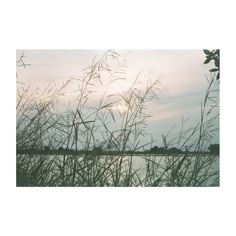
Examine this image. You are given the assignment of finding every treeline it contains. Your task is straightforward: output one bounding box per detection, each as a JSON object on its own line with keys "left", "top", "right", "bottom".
{"left": 148, "top": 144, "right": 219, "bottom": 155}
{"left": 17, "top": 144, "right": 219, "bottom": 155}
{"left": 148, "top": 146, "right": 199, "bottom": 154}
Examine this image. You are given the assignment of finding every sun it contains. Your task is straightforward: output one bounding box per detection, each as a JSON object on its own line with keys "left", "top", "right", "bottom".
{"left": 111, "top": 103, "right": 129, "bottom": 114}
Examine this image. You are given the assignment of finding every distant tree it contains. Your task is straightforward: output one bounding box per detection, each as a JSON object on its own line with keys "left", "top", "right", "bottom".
{"left": 158, "top": 147, "right": 167, "bottom": 153}
{"left": 150, "top": 146, "right": 158, "bottom": 153}
{"left": 203, "top": 49, "right": 220, "bottom": 80}
{"left": 58, "top": 147, "right": 64, "bottom": 152}
{"left": 169, "top": 147, "right": 181, "bottom": 154}
{"left": 44, "top": 145, "right": 50, "bottom": 151}
{"left": 93, "top": 146, "right": 103, "bottom": 153}
{"left": 208, "top": 144, "right": 219, "bottom": 155}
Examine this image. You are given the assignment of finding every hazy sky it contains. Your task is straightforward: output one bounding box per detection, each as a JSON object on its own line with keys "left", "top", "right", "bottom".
{"left": 16, "top": 50, "right": 219, "bottom": 148}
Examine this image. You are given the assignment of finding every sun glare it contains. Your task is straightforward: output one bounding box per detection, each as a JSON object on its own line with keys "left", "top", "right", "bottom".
{"left": 112, "top": 103, "right": 129, "bottom": 114}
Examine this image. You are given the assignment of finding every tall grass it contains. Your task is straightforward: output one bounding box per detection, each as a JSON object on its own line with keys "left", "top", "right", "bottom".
{"left": 16, "top": 50, "right": 219, "bottom": 187}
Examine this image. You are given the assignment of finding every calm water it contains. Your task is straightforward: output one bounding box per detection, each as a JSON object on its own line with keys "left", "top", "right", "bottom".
{"left": 130, "top": 155, "right": 219, "bottom": 184}
{"left": 18, "top": 154, "right": 219, "bottom": 186}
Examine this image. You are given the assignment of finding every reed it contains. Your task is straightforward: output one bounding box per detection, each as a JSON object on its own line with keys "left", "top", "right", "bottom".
{"left": 16, "top": 50, "right": 219, "bottom": 187}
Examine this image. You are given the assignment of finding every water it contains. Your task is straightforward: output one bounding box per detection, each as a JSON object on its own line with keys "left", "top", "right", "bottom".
{"left": 17, "top": 154, "right": 220, "bottom": 186}
{"left": 119, "top": 155, "right": 219, "bottom": 184}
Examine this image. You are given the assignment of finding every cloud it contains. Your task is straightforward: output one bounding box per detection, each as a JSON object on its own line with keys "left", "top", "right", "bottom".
{"left": 16, "top": 50, "right": 219, "bottom": 146}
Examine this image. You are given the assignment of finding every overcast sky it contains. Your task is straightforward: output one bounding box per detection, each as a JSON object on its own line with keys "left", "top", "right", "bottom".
{"left": 16, "top": 50, "right": 219, "bottom": 149}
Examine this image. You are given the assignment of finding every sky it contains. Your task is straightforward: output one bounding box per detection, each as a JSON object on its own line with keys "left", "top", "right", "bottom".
{"left": 16, "top": 49, "right": 219, "bottom": 149}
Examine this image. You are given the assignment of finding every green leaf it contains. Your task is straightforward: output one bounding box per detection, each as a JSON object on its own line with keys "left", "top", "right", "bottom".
{"left": 214, "top": 50, "right": 220, "bottom": 56}
{"left": 204, "top": 57, "right": 211, "bottom": 64}
{"left": 215, "top": 59, "right": 219, "bottom": 67}
{"left": 210, "top": 68, "right": 219, "bottom": 72}
{"left": 203, "top": 49, "right": 212, "bottom": 56}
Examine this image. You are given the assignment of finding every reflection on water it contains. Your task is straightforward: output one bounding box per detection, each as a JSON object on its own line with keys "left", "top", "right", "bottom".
{"left": 18, "top": 154, "right": 219, "bottom": 187}
{"left": 130, "top": 155, "right": 219, "bottom": 171}
{"left": 128, "top": 155, "right": 219, "bottom": 186}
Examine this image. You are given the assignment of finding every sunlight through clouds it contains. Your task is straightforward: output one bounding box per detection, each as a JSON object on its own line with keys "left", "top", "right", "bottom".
{"left": 16, "top": 49, "right": 218, "bottom": 145}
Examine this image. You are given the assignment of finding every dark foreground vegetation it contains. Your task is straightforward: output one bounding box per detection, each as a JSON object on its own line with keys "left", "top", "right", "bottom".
{"left": 16, "top": 50, "right": 220, "bottom": 187}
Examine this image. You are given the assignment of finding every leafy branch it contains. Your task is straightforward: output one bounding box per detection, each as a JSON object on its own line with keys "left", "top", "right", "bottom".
{"left": 203, "top": 49, "right": 220, "bottom": 80}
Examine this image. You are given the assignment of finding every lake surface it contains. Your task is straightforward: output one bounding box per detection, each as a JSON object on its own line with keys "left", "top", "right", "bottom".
{"left": 17, "top": 154, "right": 219, "bottom": 186}
{"left": 129, "top": 155, "right": 219, "bottom": 185}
